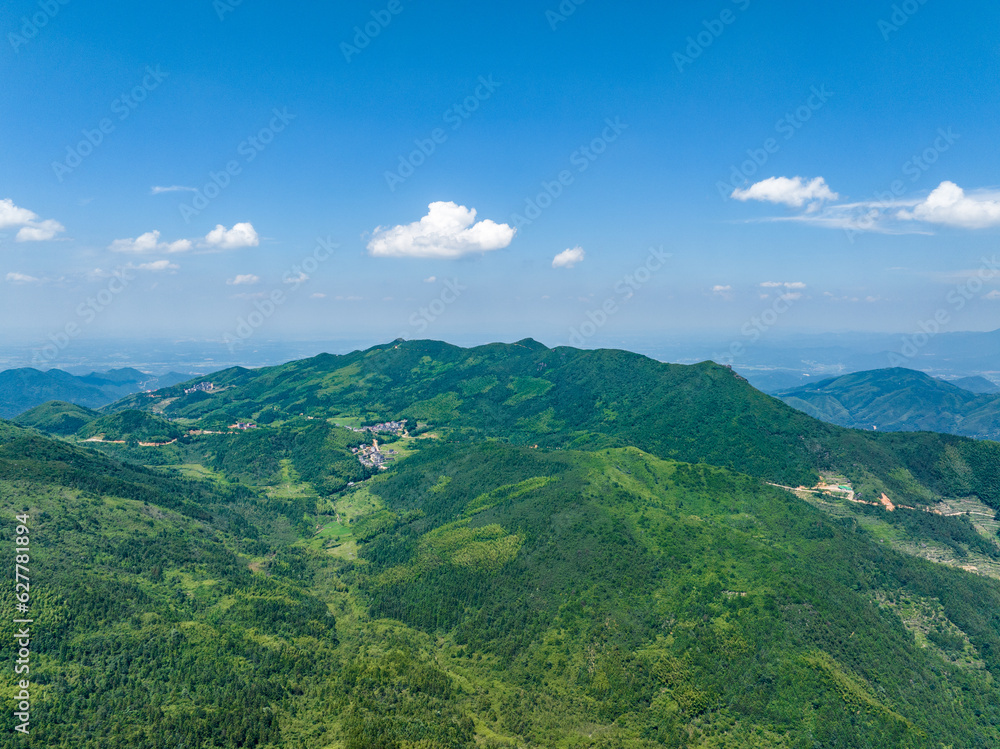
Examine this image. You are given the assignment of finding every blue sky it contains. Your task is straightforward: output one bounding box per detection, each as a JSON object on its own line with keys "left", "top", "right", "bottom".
{"left": 3, "top": 0, "right": 1000, "bottom": 362}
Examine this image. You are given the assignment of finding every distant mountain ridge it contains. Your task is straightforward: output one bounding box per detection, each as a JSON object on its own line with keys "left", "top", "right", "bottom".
{"left": 777, "top": 368, "right": 1000, "bottom": 440}
{"left": 0, "top": 367, "right": 201, "bottom": 419}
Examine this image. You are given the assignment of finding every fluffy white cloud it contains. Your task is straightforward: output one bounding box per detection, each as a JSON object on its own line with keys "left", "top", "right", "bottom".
{"left": 0, "top": 198, "right": 66, "bottom": 242}
{"left": 985, "top": 290, "right": 1000, "bottom": 301}
{"left": 732, "top": 177, "right": 839, "bottom": 209}
{"left": 367, "top": 201, "right": 515, "bottom": 259}
{"left": 712, "top": 285, "right": 732, "bottom": 293}
{"left": 552, "top": 246, "right": 585, "bottom": 269}
{"left": 898, "top": 181, "right": 1000, "bottom": 229}
{"left": 109, "top": 230, "right": 192, "bottom": 254}
{"left": 16, "top": 219, "right": 65, "bottom": 242}
{"left": 5, "top": 272, "right": 40, "bottom": 284}
{"left": 204, "top": 222, "right": 260, "bottom": 250}
{"left": 109, "top": 223, "right": 258, "bottom": 254}
{"left": 227, "top": 274, "right": 260, "bottom": 286}
{"left": 0, "top": 200, "right": 37, "bottom": 229}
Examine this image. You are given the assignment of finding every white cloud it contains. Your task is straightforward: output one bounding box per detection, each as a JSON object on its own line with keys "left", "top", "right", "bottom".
{"left": 129, "top": 260, "right": 179, "bottom": 273}
{"left": 735, "top": 180, "right": 1000, "bottom": 236}
{"left": 552, "top": 246, "right": 585, "bottom": 269}
{"left": 0, "top": 200, "right": 38, "bottom": 229}
{"left": 985, "top": 290, "right": 1000, "bottom": 301}
{"left": 109, "top": 230, "right": 192, "bottom": 254}
{"left": 109, "top": 223, "right": 258, "bottom": 255}
{"left": 203, "top": 222, "right": 260, "bottom": 250}
{"left": 712, "top": 285, "right": 732, "bottom": 293}
{"left": 227, "top": 274, "right": 260, "bottom": 286}
{"left": 5, "top": 272, "right": 40, "bottom": 284}
{"left": 731, "top": 177, "right": 839, "bottom": 209}
{"left": 311, "top": 292, "right": 327, "bottom": 299}
{"left": 367, "top": 201, "right": 515, "bottom": 259}
{"left": 151, "top": 185, "right": 198, "bottom": 194}
{"left": 0, "top": 198, "right": 66, "bottom": 242}
{"left": 424, "top": 276, "right": 437, "bottom": 283}
{"left": 898, "top": 181, "right": 1000, "bottom": 229}
{"left": 16, "top": 219, "right": 65, "bottom": 242}
{"left": 284, "top": 271, "right": 308, "bottom": 285}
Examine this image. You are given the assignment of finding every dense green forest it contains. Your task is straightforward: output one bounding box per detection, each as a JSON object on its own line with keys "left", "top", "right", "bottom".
{"left": 5, "top": 340, "right": 1000, "bottom": 747}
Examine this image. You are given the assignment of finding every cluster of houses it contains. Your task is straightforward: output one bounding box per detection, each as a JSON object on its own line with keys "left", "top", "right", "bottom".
{"left": 184, "top": 382, "right": 215, "bottom": 395}
{"left": 352, "top": 439, "right": 397, "bottom": 470}
{"left": 229, "top": 422, "right": 258, "bottom": 431}
{"left": 342, "top": 420, "right": 407, "bottom": 436}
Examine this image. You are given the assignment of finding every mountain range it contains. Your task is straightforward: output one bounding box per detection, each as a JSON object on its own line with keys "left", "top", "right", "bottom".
{"left": 5, "top": 339, "right": 1000, "bottom": 747}
{"left": 0, "top": 367, "right": 196, "bottom": 419}
{"left": 777, "top": 368, "right": 1000, "bottom": 440}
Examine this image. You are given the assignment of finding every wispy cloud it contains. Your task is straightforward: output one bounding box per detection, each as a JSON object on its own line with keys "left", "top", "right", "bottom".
{"left": 735, "top": 177, "right": 1000, "bottom": 235}
{"left": 151, "top": 185, "right": 198, "bottom": 195}
{"left": 5, "top": 272, "right": 41, "bottom": 284}
{"left": 129, "top": 260, "right": 179, "bottom": 273}
{"left": 227, "top": 274, "right": 261, "bottom": 286}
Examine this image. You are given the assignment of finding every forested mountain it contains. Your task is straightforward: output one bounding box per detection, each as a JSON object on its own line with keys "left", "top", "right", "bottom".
{"left": 5, "top": 340, "right": 1000, "bottom": 746}
{"left": 0, "top": 367, "right": 196, "bottom": 419}
{"left": 777, "top": 368, "right": 1000, "bottom": 440}
{"left": 14, "top": 401, "right": 99, "bottom": 435}
{"left": 952, "top": 375, "right": 1000, "bottom": 395}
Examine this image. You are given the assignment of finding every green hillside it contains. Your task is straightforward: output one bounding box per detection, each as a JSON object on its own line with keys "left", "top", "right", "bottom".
{"left": 7, "top": 341, "right": 1000, "bottom": 746}
{"left": 115, "top": 340, "right": 1000, "bottom": 509}
{"left": 777, "top": 368, "right": 1000, "bottom": 440}
{"left": 14, "top": 400, "right": 98, "bottom": 435}
{"left": 77, "top": 409, "right": 185, "bottom": 444}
